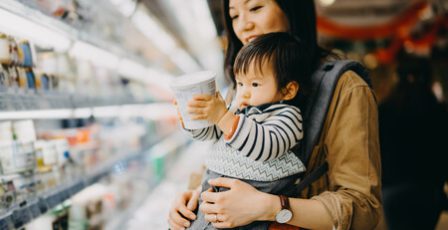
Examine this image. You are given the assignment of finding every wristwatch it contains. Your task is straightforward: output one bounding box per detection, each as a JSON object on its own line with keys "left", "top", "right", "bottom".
{"left": 275, "top": 195, "right": 293, "bottom": 224}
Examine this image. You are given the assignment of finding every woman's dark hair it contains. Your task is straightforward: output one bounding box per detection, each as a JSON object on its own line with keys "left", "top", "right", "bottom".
{"left": 222, "top": 0, "right": 329, "bottom": 89}
{"left": 234, "top": 32, "right": 312, "bottom": 108}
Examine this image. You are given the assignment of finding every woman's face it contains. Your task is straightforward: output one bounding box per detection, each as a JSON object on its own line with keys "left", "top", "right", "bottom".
{"left": 229, "top": 0, "right": 289, "bottom": 45}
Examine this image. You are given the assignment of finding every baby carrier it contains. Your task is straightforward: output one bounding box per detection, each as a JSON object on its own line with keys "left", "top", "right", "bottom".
{"left": 292, "top": 60, "right": 372, "bottom": 193}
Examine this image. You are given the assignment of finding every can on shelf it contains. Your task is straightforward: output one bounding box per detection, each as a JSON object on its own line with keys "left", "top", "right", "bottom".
{"left": 18, "top": 41, "right": 33, "bottom": 68}
{"left": 0, "top": 34, "right": 12, "bottom": 66}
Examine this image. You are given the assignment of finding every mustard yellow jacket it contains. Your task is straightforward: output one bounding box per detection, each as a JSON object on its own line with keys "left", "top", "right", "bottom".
{"left": 300, "top": 71, "right": 385, "bottom": 230}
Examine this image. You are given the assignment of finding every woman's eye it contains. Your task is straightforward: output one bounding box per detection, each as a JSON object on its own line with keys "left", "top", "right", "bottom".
{"left": 252, "top": 82, "right": 259, "bottom": 87}
{"left": 230, "top": 14, "right": 239, "bottom": 20}
{"left": 250, "top": 6, "right": 263, "bottom": 12}
{"left": 237, "top": 82, "right": 243, "bottom": 87}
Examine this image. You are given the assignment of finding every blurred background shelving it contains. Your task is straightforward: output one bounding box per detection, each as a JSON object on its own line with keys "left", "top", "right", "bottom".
{"left": 0, "top": 0, "right": 211, "bottom": 229}
{"left": 0, "top": 0, "right": 446, "bottom": 229}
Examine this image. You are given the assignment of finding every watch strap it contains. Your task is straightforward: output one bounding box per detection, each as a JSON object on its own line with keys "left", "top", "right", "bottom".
{"left": 279, "top": 195, "right": 290, "bottom": 210}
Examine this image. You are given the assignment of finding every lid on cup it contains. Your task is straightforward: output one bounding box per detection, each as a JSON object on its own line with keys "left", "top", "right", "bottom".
{"left": 171, "top": 71, "right": 216, "bottom": 90}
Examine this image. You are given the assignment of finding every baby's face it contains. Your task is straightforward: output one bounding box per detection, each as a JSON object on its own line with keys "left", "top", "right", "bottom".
{"left": 235, "top": 62, "right": 284, "bottom": 110}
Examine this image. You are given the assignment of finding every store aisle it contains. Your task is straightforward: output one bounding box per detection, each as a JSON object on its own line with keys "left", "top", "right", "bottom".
{"left": 125, "top": 140, "right": 211, "bottom": 230}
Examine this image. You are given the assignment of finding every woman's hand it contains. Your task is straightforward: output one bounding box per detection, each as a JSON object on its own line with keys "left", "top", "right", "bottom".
{"left": 187, "top": 92, "right": 227, "bottom": 124}
{"left": 200, "top": 178, "right": 278, "bottom": 228}
{"left": 168, "top": 189, "right": 200, "bottom": 230}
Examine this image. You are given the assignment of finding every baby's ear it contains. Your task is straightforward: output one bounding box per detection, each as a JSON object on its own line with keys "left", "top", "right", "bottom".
{"left": 282, "top": 81, "right": 299, "bottom": 101}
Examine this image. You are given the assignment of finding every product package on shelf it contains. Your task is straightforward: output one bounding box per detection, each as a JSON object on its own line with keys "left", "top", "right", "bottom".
{"left": 0, "top": 0, "right": 187, "bottom": 227}
{"left": 0, "top": 30, "right": 146, "bottom": 112}
{"left": 0, "top": 120, "right": 36, "bottom": 175}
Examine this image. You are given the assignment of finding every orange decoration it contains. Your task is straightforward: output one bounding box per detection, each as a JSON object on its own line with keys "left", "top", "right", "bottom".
{"left": 317, "top": 1, "right": 428, "bottom": 40}
{"left": 317, "top": 1, "right": 448, "bottom": 64}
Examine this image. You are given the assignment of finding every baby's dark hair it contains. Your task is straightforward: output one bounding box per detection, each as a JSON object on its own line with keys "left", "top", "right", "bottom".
{"left": 233, "top": 32, "right": 313, "bottom": 99}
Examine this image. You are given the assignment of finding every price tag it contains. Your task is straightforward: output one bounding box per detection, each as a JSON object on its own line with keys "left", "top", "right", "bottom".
{"left": 21, "top": 94, "right": 30, "bottom": 110}
{"left": 5, "top": 94, "right": 15, "bottom": 110}
{"left": 27, "top": 200, "right": 41, "bottom": 218}
{"left": 0, "top": 94, "right": 7, "bottom": 110}
{"left": 19, "top": 94, "right": 28, "bottom": 111}
{"left": 38, "top": 198, "right": 48, "bottom": 214}
{"left": 40, "top": 93, "right": 51, "bottom": 110}
{"left": 45, "top": 192, "right": 59, "bottom": 209}
{"left": 27, "top": 95, "right": 38, "bottom": 110}
{"left": 12, "top": 207, "right": 31, "bottom": 228}
{"left": 60, "top": 188, "right": 70, "bottom": 202}
{"left": 12, "top": 95, "right": 22, "bottom": 110}
{"left": 48, "top": 94, "right": 57, "bottom": 109}
{"left": 71, "top": 181, "right": 85, "bottom": 195}
{"left": 0, "top": 213, "right": 12, "bottom": 230}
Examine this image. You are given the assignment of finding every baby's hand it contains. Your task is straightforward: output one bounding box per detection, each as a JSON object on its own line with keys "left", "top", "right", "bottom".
{"left": 187, "top": 92, "right": 227, "bottom": 124}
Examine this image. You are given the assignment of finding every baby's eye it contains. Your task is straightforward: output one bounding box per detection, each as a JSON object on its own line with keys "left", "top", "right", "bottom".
{"left": 237, "top": 82, "right": 243, "bottom": 87}
{"left": 252, "top": 82, "right": 259, "bottom": 87}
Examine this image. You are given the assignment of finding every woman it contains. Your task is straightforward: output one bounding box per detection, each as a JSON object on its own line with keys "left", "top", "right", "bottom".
{"left": 168, "top": 0, "right": 383, "bottom": 229}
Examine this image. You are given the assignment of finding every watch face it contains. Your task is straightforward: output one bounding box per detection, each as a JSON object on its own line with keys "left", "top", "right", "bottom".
{"left": 276, "top": 209, "right": 293, "bottom": 224}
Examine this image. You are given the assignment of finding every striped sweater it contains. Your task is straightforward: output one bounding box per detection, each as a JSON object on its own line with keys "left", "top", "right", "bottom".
{"left": 187, "top": 102, "right": 306, "bottom": 181}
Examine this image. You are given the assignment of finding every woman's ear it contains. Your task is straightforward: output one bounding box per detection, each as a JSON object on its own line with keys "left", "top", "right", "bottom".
{"left": 282, "top": 81, "right": 299, "bottom": 100}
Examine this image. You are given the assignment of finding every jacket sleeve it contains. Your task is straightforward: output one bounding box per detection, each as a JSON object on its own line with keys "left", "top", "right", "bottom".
{"left": 225, "top": 106, "right": 303, "bottom": 161}
{"left": 310, "top": 72, "right": 383, "bottom": 230}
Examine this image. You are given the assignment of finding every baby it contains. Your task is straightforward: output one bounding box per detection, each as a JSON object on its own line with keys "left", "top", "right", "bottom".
{"left": 180, "top": 32, "right": 313, "bottom": 229}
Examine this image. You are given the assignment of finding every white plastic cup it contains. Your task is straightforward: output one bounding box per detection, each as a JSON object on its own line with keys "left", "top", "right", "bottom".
{"left": 171, "top": 71, "right": 216, "bottom": 129}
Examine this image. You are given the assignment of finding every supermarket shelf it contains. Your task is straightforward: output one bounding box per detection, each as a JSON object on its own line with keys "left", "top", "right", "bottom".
{"left": 0, "top": 103, "right": 175, "bottom": 121}
{"left": 106, "top": 132, "right": 193, "bottom": 230}
{"left": 0, "top": 0, "right": 170, "bottom": 86}
{"left": 0, "top": 160, "right": 124, "bottom": 229}
{"left": 0, "top": 131, "right": 189, "bottom": 229}
{"left": 125, "top": 141, "right": 210, "bottom": 230}
{"left": 0, "top": 0, "right": 123, "bottom": 59}
{"left": 0, "top": 90, "right": 149, "bottom": 111}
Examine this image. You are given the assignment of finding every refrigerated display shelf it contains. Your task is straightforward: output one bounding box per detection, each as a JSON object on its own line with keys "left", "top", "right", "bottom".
{"left": 0, "top": 166, "right": 118, "bottom": 229}
{"left": 0, "top": 91, "right": 147, "bottom": 112}
{"left": 0, "top": 0, "right": 165, "bottom": 88}
{"left": 0, "top": 102, "right": 175, "bottom": 121}
{"left": 0, "top": 131, "right": 189, "bottom": 229}
{"left": 0, "top": 180, "right": 85, "bottom": 229}
{"left": 0, "top": 0, "right": 127, "bottom": 62}
{"left": 105, "top": 135, "right": 193, "bottom": 230}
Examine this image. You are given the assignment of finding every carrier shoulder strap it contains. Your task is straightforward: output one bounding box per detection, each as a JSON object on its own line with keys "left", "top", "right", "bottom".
{"left": 293, "top": 60, "right": 371, "bottom": 193}
{"left": 299, "top": 60, "right": 371, "bottom": 164}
